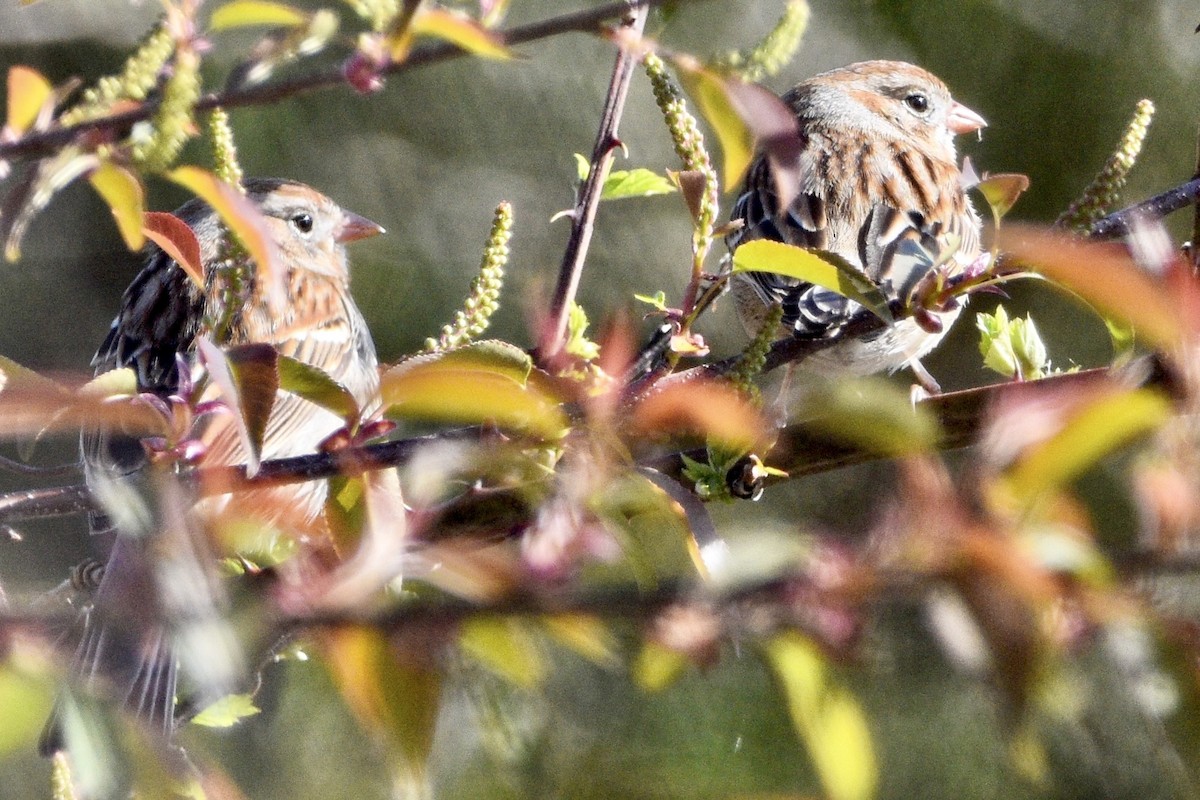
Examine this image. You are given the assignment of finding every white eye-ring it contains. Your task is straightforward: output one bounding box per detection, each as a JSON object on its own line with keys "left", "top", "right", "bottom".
{"left": 290, "top": 212, "right": 315, "bottom": 235}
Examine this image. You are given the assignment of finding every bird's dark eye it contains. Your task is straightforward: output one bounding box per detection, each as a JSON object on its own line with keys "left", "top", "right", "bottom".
{"left": 904, "top": 92, "right": 930, "bottom": 114}
{"left": 290, "top": 212, "right": 314, "bottom": 234}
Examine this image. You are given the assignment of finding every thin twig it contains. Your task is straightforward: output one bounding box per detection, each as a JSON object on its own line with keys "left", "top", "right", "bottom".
{"left": 0, "top": 0, "right": 677, "bottom": 163}
{"left": 543, "top": 2, "right": 649, "bottom": 357}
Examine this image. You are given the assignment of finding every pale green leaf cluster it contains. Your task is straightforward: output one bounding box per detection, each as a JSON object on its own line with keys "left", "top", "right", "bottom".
{"left": 977, "top": 306, "right": 1051, "bottom": 381}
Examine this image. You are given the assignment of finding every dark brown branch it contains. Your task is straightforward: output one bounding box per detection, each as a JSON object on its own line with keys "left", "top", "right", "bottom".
{"left": 543, "top": 3, "right": 649, "bottom": 356}
{"left": 1088, "top": 176, "right": 1200, "bottom": 240}
{"left": 0, "top": 0, "right": 676, "bottom": 163}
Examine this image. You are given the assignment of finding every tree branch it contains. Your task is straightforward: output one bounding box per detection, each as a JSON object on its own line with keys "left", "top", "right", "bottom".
{"left": 543, "top": 2, "right": 649, "bottom": 357}
{"left": 0, "top": 0, "right": 677, "bottom": 163}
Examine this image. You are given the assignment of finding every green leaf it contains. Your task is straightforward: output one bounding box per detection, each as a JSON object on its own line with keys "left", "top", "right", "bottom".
{"left": 406, "top": 8, "right": 513, "bottom": 60}
{"left": 673, "top": 62, "right": 750, "bottom": 192}
{"left": 632, "top": 640, "right": 690, "bottom": 692}
{"left": 209, "top": 0, "right": 308, "bottom": 31}
{"left": 382, "top": 344, "right": 564, "bottom": 438}
{"left": 277, "top": 355, "right": 360, "bottom": 425}
{"left": 765, "top": 631, "right": 877, "bottom": 800}
{"left": 975, "top": 173, "right": 1031, "bottom": 226}
{"left": 324, "top": 627, "right": 443, "bottom": 771}
{"left": 1004, "top": 387, "right": 1171, "bottom": 503}
{"left": 600, "top": 167, "right": 677, "bottom": 201}
{"left": 977, "top": 306, "right": 1049, "bottom": 380}
{"left": 459, "top": 618, "right": 546, "bottom": 687}
{"left": 0, "top": 662, "right": 53, "bottom": 755}
{"left": 190, "top": 693, "right": 261, "bottom": 727}
{"left": 796, "top": 377, "right": 939, "bottom": 456}
{"left": 540, "top": 614, "right": 620, "bottom": 667}
{"left": 732, "top": 239, "right": 892, "bottom": 323}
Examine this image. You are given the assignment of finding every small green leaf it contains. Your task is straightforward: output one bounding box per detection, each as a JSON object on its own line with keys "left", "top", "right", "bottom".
{"left": 459, "top": 618, "right": 545, "bottom": 687}
{"left": 634, "top": 291, "right": 669, "bottom": 312}
{"left": 209, "top": 0, "right": 308, "bottom": 31}
{"left": 633, "top": 640, "right": 690, "bottom": 692}
{"left": 277, "top": 355, "right": 360, "bottom": 425}
{"left": 975, "top": 173, "right": 1031, "bottom": 226}
{"left": 541, "top": 614, "right": 620, "bottom": 667}
{"left": 0, "top": 662, "right": 53, "bottom": 755}
{"left": 977, "top": 306, "right": 1050, "bottom": 380}
{"left": 765, "top": 631, "right": 877, "bottom": 800}
{"left": 190, "top": 693, "right": 261, "bottom": 727}
{"left": 732, "top": 239, "right": 892, "bottom": 323}
{"left": 406, "top": 8, "right": 513, "bottom": 60}
{"left": 600, "top": 167, "right": 677, "bottom": 201}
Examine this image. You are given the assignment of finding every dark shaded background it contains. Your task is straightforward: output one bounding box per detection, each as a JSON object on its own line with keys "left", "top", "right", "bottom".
{"left": 2, "top": 1, "right": 1198, "bottom": 798}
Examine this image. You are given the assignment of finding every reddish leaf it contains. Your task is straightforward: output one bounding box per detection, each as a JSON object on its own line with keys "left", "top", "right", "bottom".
{"left": 631, "top": 378, "right": 769, "bottom": 452}
{"left": 142, "top": 211, "right": 205, "bottom": 288}
{"left": 998, "top": 225, "right": 1184, "bottom": 351}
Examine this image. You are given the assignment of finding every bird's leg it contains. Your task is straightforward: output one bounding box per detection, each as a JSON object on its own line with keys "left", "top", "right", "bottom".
{"left": 908, "top": 358, "right": 942, "bottom": 399}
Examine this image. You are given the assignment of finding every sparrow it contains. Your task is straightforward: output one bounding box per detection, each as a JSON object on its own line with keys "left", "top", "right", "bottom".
{"left": 43, "top": 178, "right": 384, "bottom": 752}
{"left": 728, "top": 60, "right": 986, "bottom": 386}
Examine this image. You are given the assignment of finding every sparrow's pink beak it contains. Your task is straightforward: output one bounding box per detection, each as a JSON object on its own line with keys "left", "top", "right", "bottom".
{"left": 947, "top": 101, "right": 987, "bottom": 136}
{"left": 335, "top": 211, "right": 385, "bottom": 244}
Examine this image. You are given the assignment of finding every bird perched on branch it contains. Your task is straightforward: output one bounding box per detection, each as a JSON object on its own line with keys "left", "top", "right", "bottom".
{"left": 43, "top": 178, "right": 384, "bottom": 753}
{"left": 728, "top": 60, "right": 987, "bottom": 389}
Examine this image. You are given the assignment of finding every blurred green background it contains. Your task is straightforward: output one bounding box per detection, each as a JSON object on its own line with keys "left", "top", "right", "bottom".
{"left": 2, "top": 1, "right": 1198, "bottom": 798}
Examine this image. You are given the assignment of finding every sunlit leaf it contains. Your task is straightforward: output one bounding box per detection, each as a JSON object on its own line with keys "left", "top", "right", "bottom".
{"left": 5, "top": 65, "right": 52, "bottom": 135}
{"left": 672, "top": 60, "right": 750, "bottom": 192}
{"left": 142, "top": 211, "right": 205, "bottom": 288}
{"left": 324, "top": 627, "right": 442, "bottom": 770}
{"left": 1003, "top": 387, "right": 1170, "bottom": 503}
{"left": 732, "top": 239, "right": 892, "bottom": 323}
{"left": 459, "top": 618, "right": 545, "bottom": 687}
{"left": 975, "top": 173, "right": 1030, "bottom": 224}
{"left": 89, "top": 161, "right": 145, "bottom": 251}
{"left": 167, "top": 166, "right": 285, "bottom": 309}
{"left": 541, "top": 614, "right": 620, "bottom": 667}
{"left": 796, "top": 377, "right": 938, "bottom": 456}
{"left": 998, "top": 225, "right": 1183, "bottom": 351}
{"left": 198, "top": 340, "right": 279, "bottom": 476}
{"left": 190, "top": 693, "right": 261, "bottom": 727}
{"left": 765, "top": 631, "right": 877, "bottom": 800}
{"left": 633, "top": 640, "right": 690, "bottom": 692}
{"left": 209, "top": 0, "right": 308, "bottom": 31}
{"left": 601, "top": 167, "right": 677, "bottom": 200}
{"left": 409, "top": 8, "right": 513, "bottom": 60}
{"left": 381, "top": 348, "right": 565, "bottom": 439}
{"left": 0, "top": 661, "right": 54, "bottom": 755}
{"left": 631, "top": 378, "right": 769, "bottom": 452}
{"left": 277, "top": 355, "right": 360, "bottom": 425}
